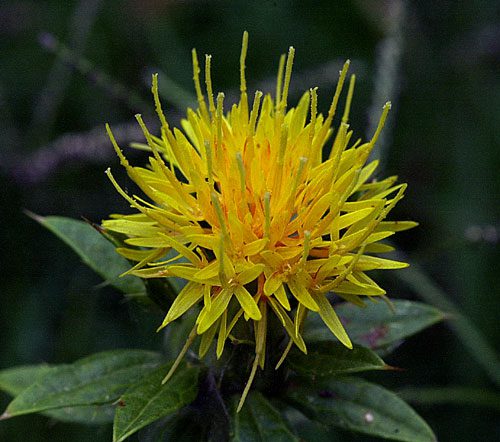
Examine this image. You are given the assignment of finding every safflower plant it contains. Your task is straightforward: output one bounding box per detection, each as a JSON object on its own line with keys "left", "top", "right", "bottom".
{"left": 0, "top": 33, "right": 442, "bottom": 441}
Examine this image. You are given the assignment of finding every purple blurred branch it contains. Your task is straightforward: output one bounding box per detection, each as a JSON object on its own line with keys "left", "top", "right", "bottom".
{"left": 366, "top": 0, "right": 406, "bottom": 168}
{"left": 40, "top": 32, "right": 150, "bottom": 112}
{"left": 2, "top": 119, "right": 160, "bottom": 185}
{"left": 30, "top": 0, "right": 103, "bottom": 142}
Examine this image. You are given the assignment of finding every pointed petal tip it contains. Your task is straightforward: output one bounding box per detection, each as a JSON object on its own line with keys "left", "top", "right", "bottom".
{"left": 0, "top": 411, "right": 11, "bottom": 421}
{"left": 155, "top": 322, "right": 168, "bottom": 333}
{"left": 23, "top": 209, "right": 43, "bottom": 223}
{"left": 384, "top": 364, "right": 405, "bottom": 372}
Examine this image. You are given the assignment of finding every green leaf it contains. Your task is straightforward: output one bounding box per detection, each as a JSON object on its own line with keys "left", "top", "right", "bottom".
{"left": 283, "top": 407, "right": 341, "bottom": 442}
{"left": 0, "top": 364, "right": 53, "bottom": 396}
{"left": 1, "top": 350, "right": 162, "bottom": 419}
{"left": 287, "top": 341, "right": 388, "bottom": 378}
{"left": 303, "top": 300, "right": 444, "bottom": 350}
{"left": 397, "top": 386, "right": 500, "bottom": 412}
{"left": 113, "top": 362, "right": 200, "bottom": 442}
{"left": 0, "top": 364, "right": 115, "bottom": 425}
{"left": 231, "top": 392, "right": 299, "bottom": 441}
{"left": 286, "top": 377, "right": 436, "bottom": 442}
{"left": 43, "top": 403, "right": 116, "bottom": 425}
{"left": 137, "top": 409, "right": 207, "bottom": 442}
{"left": 32, "top": 214, "right": 145, "bottom": 295}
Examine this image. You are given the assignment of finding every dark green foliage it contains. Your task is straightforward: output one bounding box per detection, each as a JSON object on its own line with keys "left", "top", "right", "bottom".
{"left": 0, "top": 229, "right": 444, "bottom": 441}
{"left": 286, "top": 377, "right": 436, "bottom": 442}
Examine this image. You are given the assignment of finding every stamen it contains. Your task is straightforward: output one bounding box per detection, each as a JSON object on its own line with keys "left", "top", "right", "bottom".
{"left": 326, "top": 60, "right": 350, "bottom": 123}
{"left": 275, "top": 54, "right": 286, "bottom": 110}
{"left": 280, "top": 46, "right": 295, "bottom": 113}
{"left": 291, "top": 157, "right": 308, "bottom": 196}
{"left": 204, "top": 140, "right": 214, "bottom": 186}
{"left": 277, "top": 123, "right": 288, "bottom": 166}
{"left": 216, "top": 92, "right": 225, "bottom": 149}
{"left": 275, "top": 339, "right": 294, "bottom": 370}
{"left": 263, "top": 191, "right": 271, "bottom": 239}
{"left": 237, "top": 302, "right": 267, "bottom": 412}
{"left": 308, "top": 87, "right": 318, "bottom": 147}
{"left": 162, "top": 325, "right": 197, "bottom": 384}
{"left": 205, "top": 55, "right": 216, "bottom": 117}
{"left": 371, "top": 101, "right": 391, "bottom": 145}
{"left": 240, "top": 31, "right": 248, "bottom": 95}
{"left": 240, "top": 31, "right": 249, "bottom": 121}
{"left": 151, "top": 73, "right": 169, "bottom": 129}
{"left": 105, "top": 168, "right": 143, "bottom": 212}
{"left": 192, "top": 48, "right": 209, "bottom": 121}
{"left": 105, "top": 124, "right": 131, "bottom": 169}
{"left": 342, "top": 74, "right": 356, "bottom": 124}
{"left": 211, "top": 191, "right": 229, "bottom": 240}
{"left": 301, "top": 230, "right": 311, "bottom": 263}
{"left": 249, "top": 90, "right": 263, "bottom": 135}
{"left": 321, "top": 244, "right": 367, "bottom": 293}
{"left": 136, "top": 114, "right": 174, "bottom": 175}
{"left": 235, "top": 152, "right": 247, "bottom": 196}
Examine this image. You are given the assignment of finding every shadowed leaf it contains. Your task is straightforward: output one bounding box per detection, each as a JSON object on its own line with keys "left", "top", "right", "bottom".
{"left": 231, "top": 392, "right": 299, "bottom": 441}
{"left": 0, "top": 364, "right": 115, "bottom": 425}
{"left": 113, "top": 362, "right": 200, "bottom": 442}
{"left": 1, "top": 350, "right": 162, "bottom": 419}
{"left": 304, "top": 300, "right": 444, "bottom": 351}
{"left": 31, "top": 214, "right": 145, "bottom": 294}
{"left": 286, "top": 377, "right": 436, "bottom": 442}
{"left": 287, "top": 342, "right": 387, "bottom": 378}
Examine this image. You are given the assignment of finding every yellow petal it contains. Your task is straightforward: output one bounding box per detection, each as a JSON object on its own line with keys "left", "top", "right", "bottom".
{"left": 116, "top": 247, "right": 165, "bottom": 262}
{"left": 216, "top": 311, "right": 228, "bottom": 359}
{"left": 273, "top": 283, "right": 291, "bottom": 310}
{"left": 197, "top": 288, "right": 233, "bottom": 333}
{"left": 194, "top": 260, "right": 219, "bottom": 280}
{"left": 337, "top": 207, "right": 375, "bottom": 230}
{"left": 287, "top": 277, "right": 319, "bottom": 312}
{"left": 312, "top": 292, "right": 352, "bottom": 348}
{"left": 268, "top": 298, "right": 306, "bottom": 353}
{"left": 375, "top": 221, "right": 419, "bottom": 232}
{"left": 263, "top": 272, "right": 283, "bottom": 296}
{"left": 158, "top": 282, "right": 203, "bottom": 330}
{"left": 242, "top": 238, "right": 268, "bottom": 256}
{"left": 356, "top": 255, "right": 409, "bottom": 271}
{"left": 237, "top": 264, "right": 265, "bottom": 285}
{"left": 335, "top": 280, "right": 386, "bottom": 296}
{"left": 234, "top": 285, "right": 261, "bottom": 320}
{"left": 198, "top": 319, "right": 219, "bottom": 358}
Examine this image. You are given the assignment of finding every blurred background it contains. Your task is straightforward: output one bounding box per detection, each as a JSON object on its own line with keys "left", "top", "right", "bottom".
{"left": 0, "top": 0, "right": 498, "bottom": 440}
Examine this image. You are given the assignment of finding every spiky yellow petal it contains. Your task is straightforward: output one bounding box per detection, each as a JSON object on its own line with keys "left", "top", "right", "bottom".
{"left": 103, "top": 33, "right": 415, "bottom": 411}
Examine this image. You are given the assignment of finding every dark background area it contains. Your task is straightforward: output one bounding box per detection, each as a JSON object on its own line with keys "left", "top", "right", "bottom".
{"left": 1, "top": 1, "right": 499, "bottom": 441}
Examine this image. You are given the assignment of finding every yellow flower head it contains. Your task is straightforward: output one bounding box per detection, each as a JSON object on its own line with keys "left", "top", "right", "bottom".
{"left": 103, "top": 32, "right": 415, "bottom": 410}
